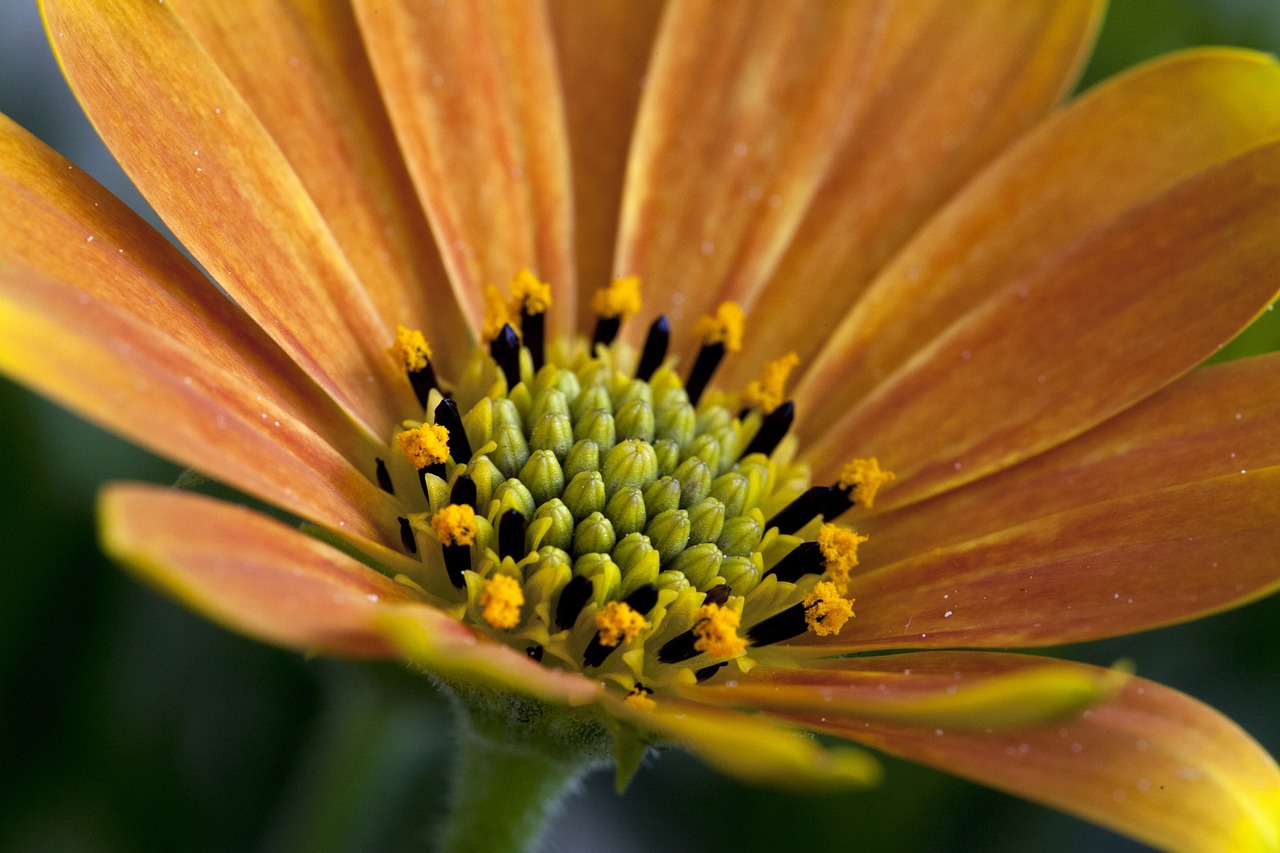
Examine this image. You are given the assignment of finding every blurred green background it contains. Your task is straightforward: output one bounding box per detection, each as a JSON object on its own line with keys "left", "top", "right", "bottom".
{"left": 2, "top": 2, "right": 1279, "bottom": 851}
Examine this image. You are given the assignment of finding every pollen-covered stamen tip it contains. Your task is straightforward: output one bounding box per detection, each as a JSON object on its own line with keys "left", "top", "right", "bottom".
{"left": 591, "top": 275, "right": 642, "bottom": 348}
{"left": 431, "top": 503, "right": 477, "bottom": 588}
{"left": 686, "top": 301, "right": 744, "bottom": 406}
{"left": 624, "top": 684, "right": 656, "bottom": 711}
{"left": 584, "top": 600, "right": 647, "bottom": 667}
{"left": 479, "top": 573, "right": 524, "bottom": 630}
{"left": 817, "top": 523, "right": 868, "bottom": 595}
{"left": 820, "top": 456, "right": 896, "bottom": 520}
{"left": 389, "top": 325, "right": 437, "bottom": 409}
{"left": 746, "top": 580, "right": 855, "bottom": 647}
{"left": 657, "top": 600, "right": 745, "bottom": 664}
{"left": 510, "top": 269, "right": 551, "bottom": 370}
{"left": 397, "top": 423, "right": 451, "bottom": 495}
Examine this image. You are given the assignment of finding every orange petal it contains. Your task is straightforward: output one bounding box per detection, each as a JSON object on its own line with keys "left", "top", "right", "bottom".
{"left": 353, "top": 0, "right": 577, "bottom": 335}
{"left": 546, "top": 0, "right": 663, "bottom": 330}
{"left": 783, "top": 653, "right": 1280, "bottom": 853}
{"left": 808, "top": 139, "right": 1280, "bottom": 507}
{"left": 805, "top": 468, "right": 1280, "bottom": 653}
{"left": 100, "top": 483, "right": 425, "bottom": 658}
{"left": 43, "top": 0, "right": 415, "bottom": 435}
{"left": 614, "top": 0, "right": 890, "bottom": 342}
{"left": 0, "top": 111, "right": 372, "bottom": 461}
{"left": 605, "top": 695, "right": 881, "bottom": 789}
{"left": 0, "top": 270, "right": 403, "bottom": 549}
{"left": 690, "top": 655, "right": 1124, "bottom": 731}
{"left": 717, "top": 0, "right": 1101, "bottom": 385}
{"left": 169, "top": 1, "right": 470, "bottom": 374}
{"left": 375, "top": 606, "right": 602, "bottom": 707}
{"left": 864, "top": 353, "right": 1280, "bottom": 566}
{"left": 799, "top": 49, "right": 1280, "bottom": 453}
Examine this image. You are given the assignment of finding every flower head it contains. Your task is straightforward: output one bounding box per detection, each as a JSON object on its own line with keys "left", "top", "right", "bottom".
{"left": 5, "top": 2, "right": 1280, "bottom": 851}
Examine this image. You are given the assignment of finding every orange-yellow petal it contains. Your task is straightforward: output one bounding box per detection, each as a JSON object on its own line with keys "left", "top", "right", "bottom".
{"left": 99, "top": 483, "right": 423, "bottom": 658}
{"left": 786, "top": 654, "right": 1280, "bottom": 853}
{"left": 353, "top": 0, "right": 577, "bottom": 335}
{"left": 808, "top": 139, "right": 1280, "bottom": 506}
{"left": 43, "top": 0, "right": 414, "bottom": 435}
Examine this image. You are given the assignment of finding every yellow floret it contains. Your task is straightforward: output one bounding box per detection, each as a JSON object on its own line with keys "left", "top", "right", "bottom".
{"left": 595, "top": 601, "right": 648, "bottom": 647}
{"left": 431, "top": 503, "right": 478, "bottom": 547}
{"left": 837, "top": 457, "right": 896, "bottom": 508}
{"left": 479, "top": 573, "right": 524, "bottom": 630}
{"left": 817, "top": 523, "right": 869, "bottom": 595}
{"left": 509, "top": 268, "right": 552, "bottom": 315}
{"left": 591, "top": 275, "right": 643, "bottom": 320}
{"left": 740, "top": 351, "right": 800, "bottom": 413}
{"left": 482, "top": 283, "right": 515, "bottom": 341}
{"left": 388, "top": 325, "right": 431, "bottom": 372}
{"left": 803, "top": 581, "right": 855, "bottom": 637}
{"left": 692, "top": 601, "right": 746, "bottom": 658}
{"left": 397, "top": 423, "right": 451, "bottom": 469}
{"left": 624, "top": 684, "right": 656, "bottom": 711}
{"left": 693, "top": 301, "right": 745, "bottom": 353}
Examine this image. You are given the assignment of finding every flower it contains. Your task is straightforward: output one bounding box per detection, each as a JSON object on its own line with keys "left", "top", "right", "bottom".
{"left": 3, "top": 2, "right": 1280, "bottom": 851}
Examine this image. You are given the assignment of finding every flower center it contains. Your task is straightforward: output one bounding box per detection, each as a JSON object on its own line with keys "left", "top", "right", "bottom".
{"left": 379, "top": 272, "right": 891, "bottom": 700}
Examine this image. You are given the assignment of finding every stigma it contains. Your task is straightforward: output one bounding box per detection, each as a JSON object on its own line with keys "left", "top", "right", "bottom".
{"left": 378, "top": 271, "right": 891, "bottom": 700}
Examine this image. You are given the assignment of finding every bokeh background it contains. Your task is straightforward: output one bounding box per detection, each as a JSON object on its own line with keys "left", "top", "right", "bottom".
{"left": 3, "top": 2, "right": 1280, "bottom": 851}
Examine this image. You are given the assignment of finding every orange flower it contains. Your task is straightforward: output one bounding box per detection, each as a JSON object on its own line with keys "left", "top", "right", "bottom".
{"left": 3, "top": 3, "right": 1280, "bottom": 851}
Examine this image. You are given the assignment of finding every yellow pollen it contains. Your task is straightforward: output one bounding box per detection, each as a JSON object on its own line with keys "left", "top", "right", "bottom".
{"left": 624, "top": 684, "right": 656, "bottom": 711}
{"left": 430, "top": 503, "right": 478, "bottom": 547}
{"left": 482, "top": 283, "right": 514, "bottom": 341}
{"left": 837, "top": 457, "right": 896, "bottom": 508}
{"left": 817, "top": 523, "right": 868, "bottom": 596}
{"left": 692, "top": 602, "right": 746, "bottom": 658}
{"left": 388, "top": 325, "right": 431, "bottom": 372}
{"left": 591, "top": 275, "right": 643, "bottom": 320}
{"left": 595, "top": 601, "right": 647, "bottom": 647}
{"left": 397, "top": 423, "right": 451, "bottom": 469}
{"left": 741, "top": 351, "right": 800, "bottom": 412}
{"left": 803, "top": 581, "right": 855, "bottom": 637}
{"left": 693, "top": 301, "right": 745, "bottom": 353}
{"left": 509, "top": 268, "right": 552, "bottom": 316}
{"left": 479, "top": 573, "right": 524, "bottom": 630}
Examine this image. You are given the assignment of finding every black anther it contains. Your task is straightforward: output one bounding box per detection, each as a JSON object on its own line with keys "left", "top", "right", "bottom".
{"left": 434, "top": 398, "right": 472, "bottom": 463}
{"left": 634, "top": 315, "right": 670, "bottom": 381}
{"left": 739, "top": 401, "right": 794, "bottom": 460}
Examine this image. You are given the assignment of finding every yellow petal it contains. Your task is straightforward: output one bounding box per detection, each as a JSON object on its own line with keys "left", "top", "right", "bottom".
{"left": 864, "top": 353, "right": 1280, "bottom": 566}
{"left": 0, "top": 269, "right": 402, "bottom": 549}
{"left": 169, "top": 1, "right": 470, "bottom": 374}
{"left": 790, "top": 657, "right": 1280, "bottom": 853}
{"left": 353, "top": 0, "right": 577, "bottom": 335}
{"left": 606, "top": 696, "right": 881, "bottom": 790}
{"left": 808, "top": 138, "right": 1280, "bottom": 506}
{"left": 100, "top": 483, "right": 423, "bottom": 658}
{"left": 43, "top": 0, "right": 414, "bottom": 436}
{"left": 799, "top": 49, "right": 1280, "bottom": 457}
{"left": 807, "top": 468, "right": 1280, "bottom": 653}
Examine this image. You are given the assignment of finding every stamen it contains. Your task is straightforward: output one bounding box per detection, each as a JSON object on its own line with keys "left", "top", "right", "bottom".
{"left": 595, "top": 601, "right": 647, "bottom": 647}
{"left": 526, "top": 645, "right": 544, "bottom": 661}
{"left": 623, "top": 583, "right": 659, "bottom": 616}
{"left": 703, "top": 583, "right": 732, "bottom": 607}
{"left": 802, "top": 580, "right": 854, "bottom": 637}
{"left": 739, "top": 400, "right": 794, "bottom": 459}
{"left": 765, "top": 540, "right": 824, "bottom": 583}
{"left": 479, "top": 573, "right": 524, "bottom": 630}
{"left": 817, "top": 523, "right": 868, "bottom": 595}
{"left": 686, "top": 301, "right": 744, "bottom": 405}
{"left": 656, "top": 628, "right": 700, "bottom": 664}
{"left": 555, "top": 575, "right": 594, "bottom": 630}
{"left": 740, "top": 351, "right": 799, "bottom": 414}
{"left": 591, "top": 276, "right": 642, "bottom": 347}
{"left": 481, "top": 284, "right": 513, "bottom": 342}
{"left": 695, "top": 661, "right": 727, "bottom": 682}
{"left": 497, "top": 508, "right": 527, "bottom": 561}
{"left": 450, "top": 473, "right": 478, "bottom": 510}
{"left": 692, "top": 602, "right": 746, "bottom": 658}
{"left": 397, "top": 516, "right": 417, "bottom": 553}
{"left": 389, "top": 325, "right": 438, "bottom": 409}
{"left": 510, "top": 269, "right": 551, "bottom": 370}
{"left": 397, "top": 423, "right": 450, "bottom": 492}
{"left": 434, "top": 398, "right": 473, "bottom": 463}
{"left": 375, "top": 457, "right": 394, "bottom": 495}
{"left": 765, "top": 485, "right": 835, "bottom": 535}
{"left": 634, "top": 315, "right": 670, "bottom": 381}
{"left": 431, "top": 504, "right": 477, "bottom": 588}
{"left": 836, "top": 457, "right": 896, "bottom": 509}
{"left": 490, "top": 323, "right": 521, "bottom": 389}
{"left": 624, "top": 683, "right": 656, "bottom": 711}
{"left": 746, "top": 604, "right": 808, "bottom": 647}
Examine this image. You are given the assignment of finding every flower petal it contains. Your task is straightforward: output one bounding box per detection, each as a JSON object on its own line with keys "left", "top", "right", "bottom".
{"left": 0, "top": 269, "right": 402, "bottom": 549}
{"left": 798, "top": 49, "right": 1280, "bottom": 460}
{"left": 605, "top": 696, "right": 881, "bottom": 790}
{"left": 715, "top": 0, "right": 1102, "bottom": 384}
{"left": 374, "top": 606, "right": 602, "bottom": 707}
{"left": 807, "top": 138, "right": 1280, "bottom": 505}
{"left": 546, "top": 0, "right": 663, "bottom": 329}
{"left": 784, "top": 654, "right": 1280, "bottom": 853}
{"left": 99, "top": 483, "right": 424, "bottom": 658}
{"left": 168, "top": 1, "right": 470, "bottom": 373}
{"left": 353, "top": 0, "right": 577, "bottom": 335}
{"left": 43, "top": 0, "right": 414, "bottom": 435}
{"left": 864, "top": 353, "right": 1280, "bottom": 566}
{"left": 808, "top": 468, "right": 1280, "bottom": 653}
{"left": 0, "top": 111, "right": 372, "bottom": 459}
{"left": 690, "top": 655, "right": 1125, "bottom": 731}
